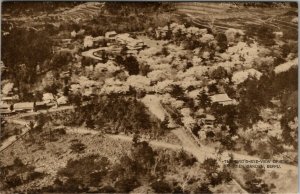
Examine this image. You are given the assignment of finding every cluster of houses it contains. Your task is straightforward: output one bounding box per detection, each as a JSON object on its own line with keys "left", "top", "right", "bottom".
{"left": 82, "top": 31, "right": 146, "bottom": 61}
{"left": 114, "top": 33, "right": 145, "bottom": 50}
{"left": 196, "top": 93, "right": 235, "bottom": 126}
{"left": 0, "top": 93, "right": 69, "bottom": 117}
{"left": 190, "top": 93, "right": 235, "bottom": 140}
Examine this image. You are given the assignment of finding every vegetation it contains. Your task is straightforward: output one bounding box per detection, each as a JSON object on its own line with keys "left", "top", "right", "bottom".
{"left": 116, "top": 56, "right": 140, "bottom": 75}
{"left": 2, "top": 2, "right": 82, "bottom": 16}
{"left": 69, "top": 140, "right": 86, "bottom": 154}
{"left": 2, "top": 28, "right": 53, "bottom": 98}
{"left": 246, "top": 25, "right": 277, "bottom": 46}
{"left": 1, "top": 2, "right": 297, "bottom": 193}
{"left": 62, "top": 96, "right": 165, "bottom": 138}
{"left": 32, "top": 139, "right": 191, "bottom": 192}
{"left": 0, "top": 158, "right": 45, "bottom": 190}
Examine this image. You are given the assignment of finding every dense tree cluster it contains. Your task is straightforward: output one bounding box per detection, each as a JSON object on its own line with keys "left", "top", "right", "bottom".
{"left": 2, "top": 28, "right": 53, "bottom": 84}
{"left": 1, "top": 26, "right": 56, "bottom": 100}
{"left": 64, "top": 96, "right": 165, "bottom": 138}
{"left": 115, "top": 56, "right": 140, "bottom": 75}
{"left": 221, "top": 67, "right": 298, "bottom": 129}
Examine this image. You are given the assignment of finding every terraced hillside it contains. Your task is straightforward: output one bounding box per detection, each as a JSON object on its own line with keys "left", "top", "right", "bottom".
{"left": 175, "top": 2, "right": 297, "bottom": 32}
{"left": 51, "top": 2, "right": 105, "bottom": 22}
{"left": 176, "top": 2, "right": 232, "bottom": 19}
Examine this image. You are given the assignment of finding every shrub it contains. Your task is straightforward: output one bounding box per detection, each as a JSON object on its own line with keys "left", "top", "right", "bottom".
{"left": 161, "top": 47, "right": 170, "bottom": 56}
{"left": 28, "top": 171, "right": 45, "bottom": 182}
{"left": 245, "top": 24, "right": 275, "bottom": 46}
{"left": 57, "top": 155, "right": 110, "bottom": 190}
{"left": 245, "top": 178, "right": 271, "bottom": 193}
{"left": 5, "top": 175, "right": 22, "bottom": 188}
{"left": 69, "top": 141, "right": 86, "bottom": 153}
{"left": 150, "top": 180, "right": 172, "bottom": 193}
{"left": 215, "top": 32, "right": 228, "bottom": 52}
{"left": 170, "top": 85, "right": 184, "bottom": 99}
{"left": 195, "top": 184, "right": 212, "bottom": 194}
{"left": 202, "top": 158, "right": 219, "bottom": 175}
{"left": 177, "top": 150, "right": 197, "bottom": 166}
{"left": 281, "top": 41, "right": 298, "bottom": 58}
{"left": 115, "top": 177, "right": 140, "bottom": 193}
{"left": 270, "top": 171, "right": 279, "bottom": 179}
{"left": 122, "top": 56, "right": 140, "bottom": 75}
{"left": 99, "top": 185, "right": 116, "bottom": 193}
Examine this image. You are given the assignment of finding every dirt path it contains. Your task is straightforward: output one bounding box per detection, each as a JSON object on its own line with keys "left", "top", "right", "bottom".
{"left": 108, "top": 134, "right": 183, "bottom": 151}
{"left": 141, "top": 95, "right": 168, "bottom": 121}
{"left": 66, "top": 126, "right": 249, "bottom": 193}
{"left": 140, "top": 95, "right": 297, "bottom": 174}
{"left": 172, "top": 128, "right": 297, "bottom": 174}
{"left": 171, "top": 128, "right": 216, "bottom": 161}
{"left": 66, "top": 127, "right": 183, "bottom": 151}
{"left": 67, "top": 125, "right": 297, "bottom": 174}
{"left": 3, "top": 103, "right": 297, "bottom": 174}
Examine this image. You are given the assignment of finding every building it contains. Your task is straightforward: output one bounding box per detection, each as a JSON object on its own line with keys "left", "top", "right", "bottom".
{"left": 106, "top": 45, "right": 122, "bottom": 55}
{"left": 105, "top": 31, "right": 117, "bottom": 39}
{"left": 197, "top": 114, "right": 215, "bottom": 127}
{"left": 1, "top": 95, "right": 19, "bottom": 104}
{"left": 60, "top": 71, "right": 71, "bottom": 85}
{"left": 57, "top": 96, "right": 68, "bottom": 106}
{"left": 13, "top": 102, "right": 35, "bottom": 112}
{"left": 61, "top": 39, "right": 72, "bottom": 48}
{"left": 0, "top": 103, "right": 10, "bottom": 110}
{"left": 1, "top": 96, "right": 14, "bottom": 104}
{"left": 0, "top": 109, "right": 14, "bottom": 116}
{"left": 127, "top": 39, "right": 144, "bottom": 50}
{"left": 43, "top": 93, "right": 55, "bottom": 103}
{"left": 115, "top": 34, "right": 145, "bottom": 50}
{"left": 127, "top": 50, "right": 138, "bottom": 55}
{"left": 93, "top": 36, "right": 105, "bottom": 42}
{"left": 210, "top": 93, "right": 234, "bottom": 106}
{"left": 0, "top": 103, "right": 14, "bottom": 116}
{"left": 71, "top": 30, "right": 77, "bottom": 38}
{"left": 35, "top": 102, "right": 47, "bottom": 111}
{"left": 115, "top": 33, "right": 131, "bottom": 45}
{"left": 61, "top": 39, "right": 72, "bottom": 44}
{"left": 155, "top": 26, "right": 169, "bottom": 39}
{"left": 204, "top": 114, "right": 216, "bottom": 126}
{"left": 93, "top": 36, "right": 106, "bottom": 47}
{"left": 84, "top": 36, "right": 94, "bottom": 48}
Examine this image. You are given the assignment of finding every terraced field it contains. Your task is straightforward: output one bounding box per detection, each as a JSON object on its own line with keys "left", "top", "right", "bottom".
{"left": 49, "top": 2, "right": 105, "bottom": 22}
{"left": 175, "top": 2, "right": 297, "bottom": 32}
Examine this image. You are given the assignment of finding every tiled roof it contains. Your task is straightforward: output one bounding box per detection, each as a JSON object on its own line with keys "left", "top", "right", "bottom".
{"left": 210, "top": 93, "right": 232, "bottom": 103}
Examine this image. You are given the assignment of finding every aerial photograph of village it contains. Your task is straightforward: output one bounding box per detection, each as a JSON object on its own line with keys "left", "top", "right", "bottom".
{"left": 0, "top": 2, "right": 298, "bottom": 193}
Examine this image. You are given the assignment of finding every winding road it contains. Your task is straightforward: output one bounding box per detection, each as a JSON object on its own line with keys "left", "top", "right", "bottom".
{"left": 1, "top": 101, "right": 297, "bottom": 192}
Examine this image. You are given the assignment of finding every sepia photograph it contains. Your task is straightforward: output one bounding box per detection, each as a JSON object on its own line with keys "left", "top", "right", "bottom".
{"left": 0, "top": 1, "right": 298, "bottom": 193}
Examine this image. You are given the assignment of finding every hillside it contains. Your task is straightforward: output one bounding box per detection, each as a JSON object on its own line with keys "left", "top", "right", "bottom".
{"left": 1, "top": 2, "right": 298, "bottom": 193}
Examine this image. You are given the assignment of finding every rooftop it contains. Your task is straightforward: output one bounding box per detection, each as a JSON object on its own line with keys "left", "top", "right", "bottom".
{"left": 210, "top": 93, "right": 232, "bottom": 103}
{"left": 14, "top": 102, "right": 35, "bottom": 109}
